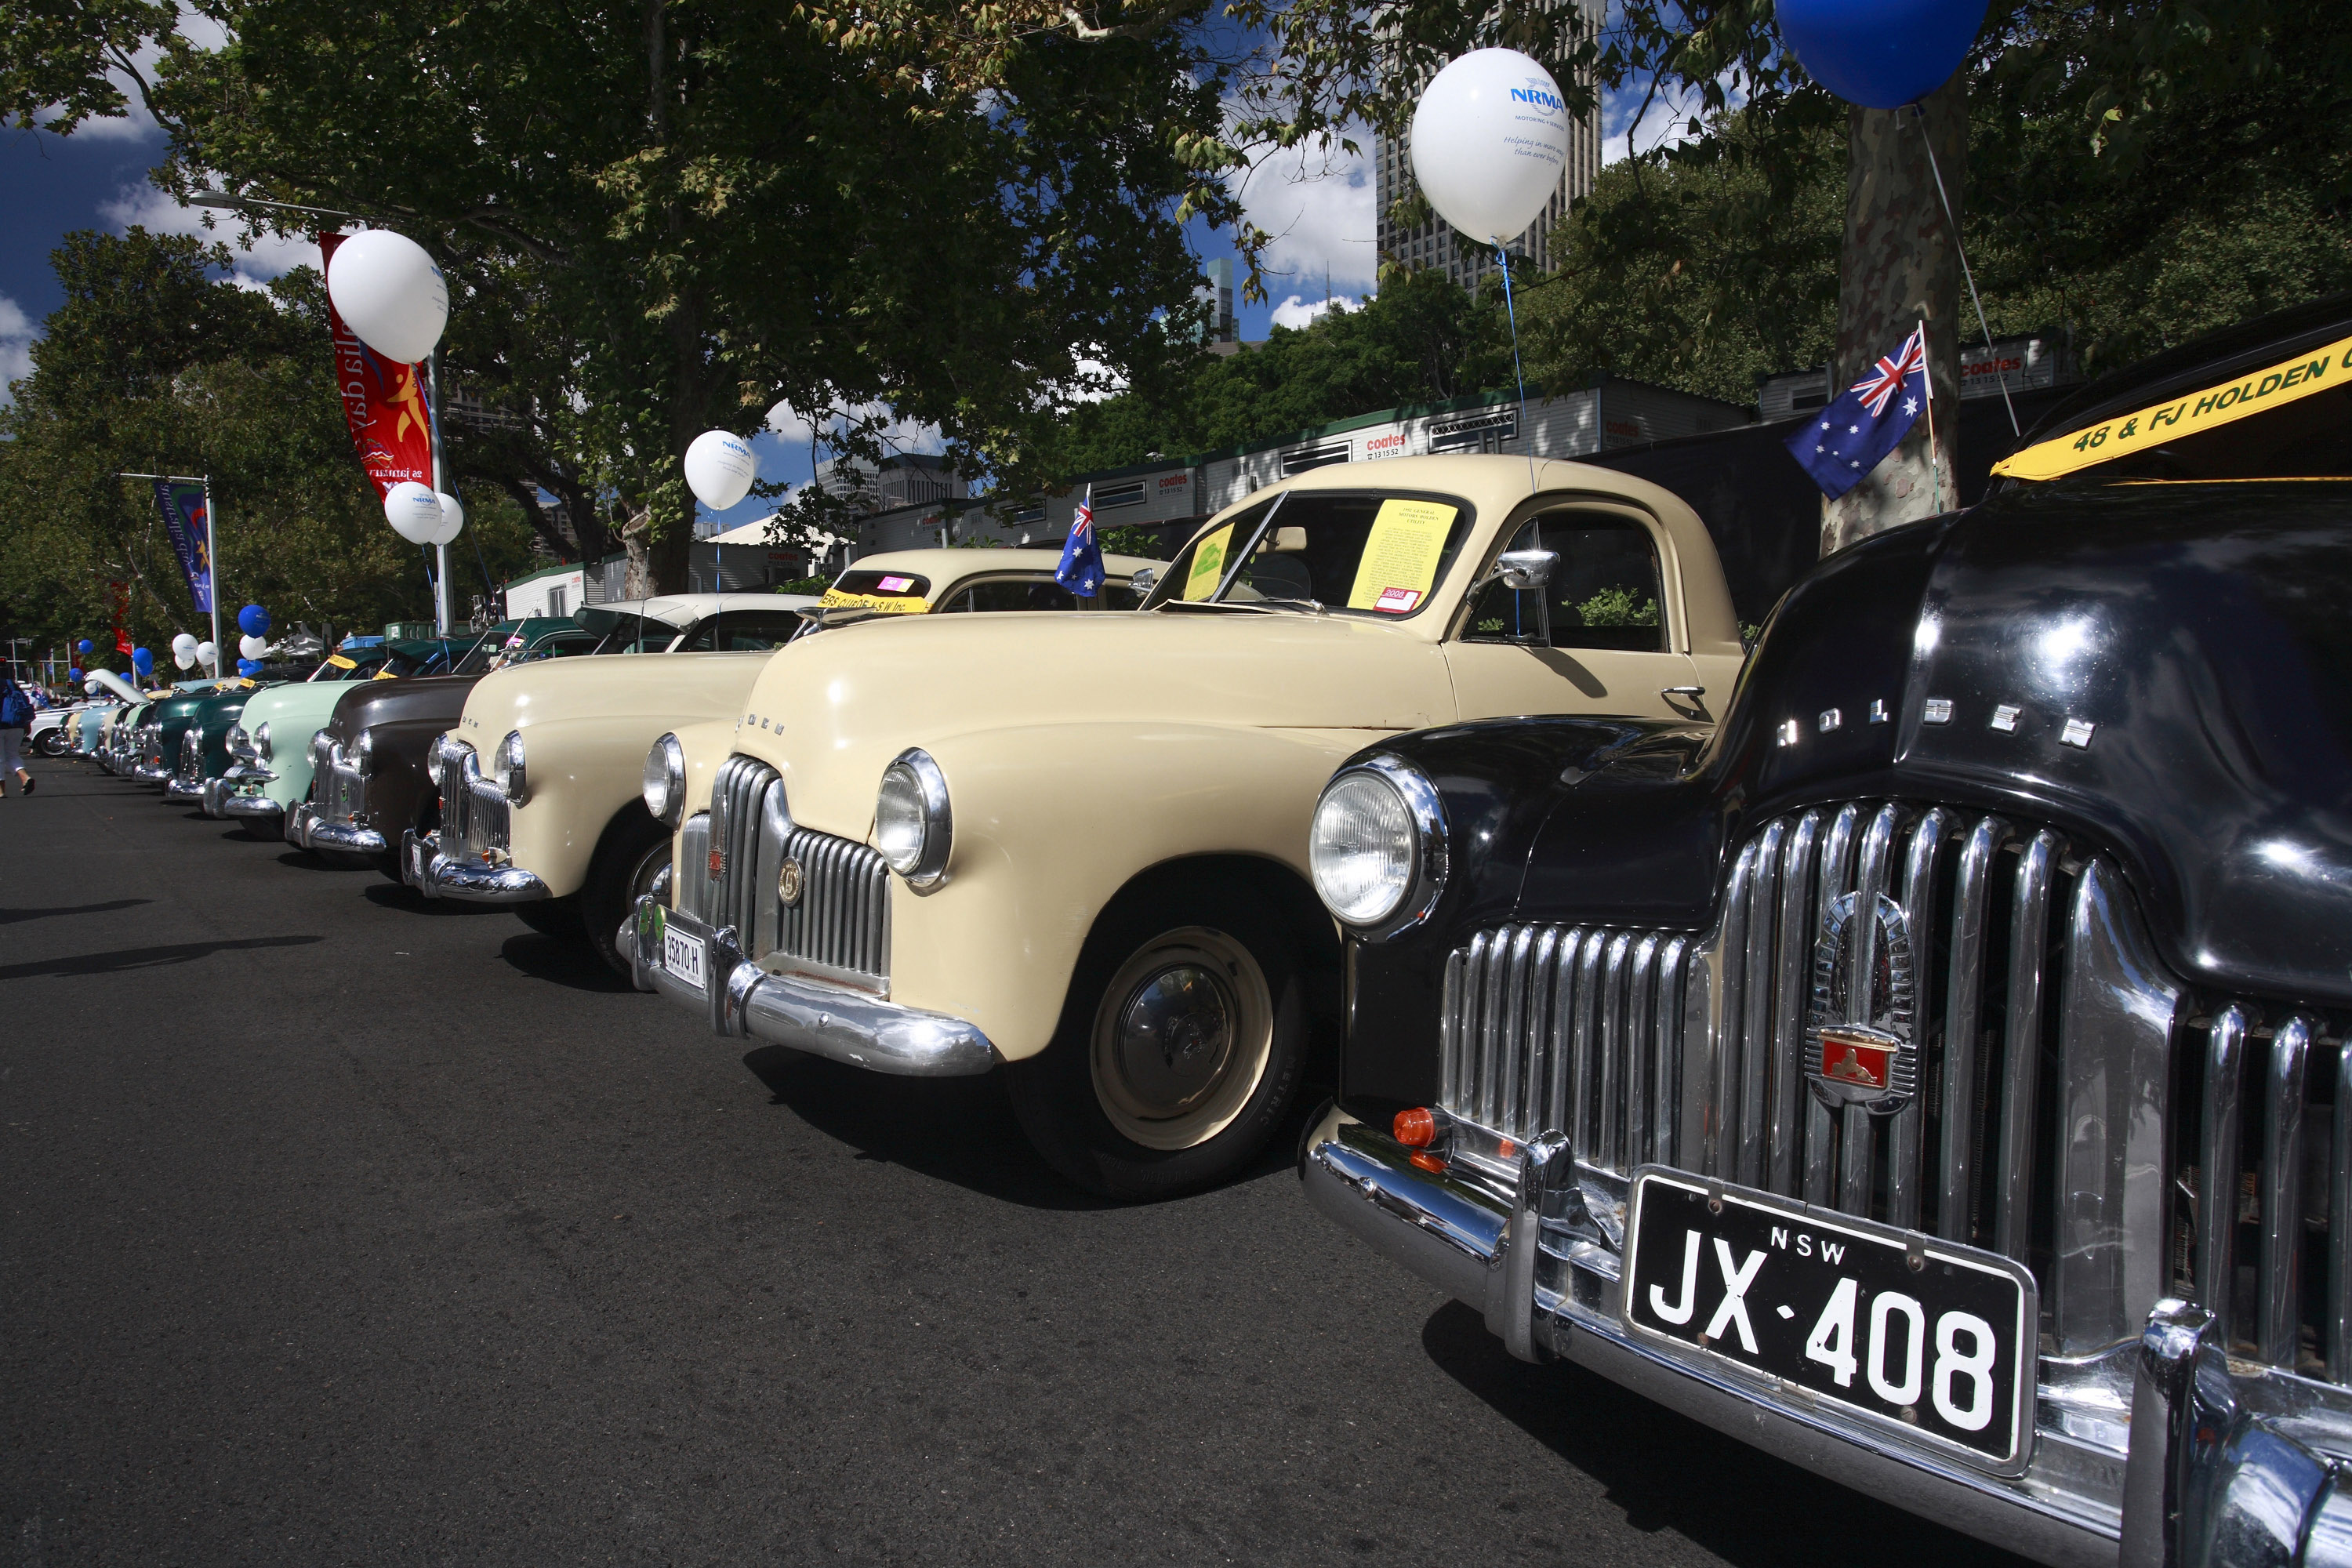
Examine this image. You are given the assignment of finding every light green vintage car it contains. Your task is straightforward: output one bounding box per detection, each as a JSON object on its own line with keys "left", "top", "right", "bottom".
{"left": 215, "top": 637, "right": 466, "bottom": 837}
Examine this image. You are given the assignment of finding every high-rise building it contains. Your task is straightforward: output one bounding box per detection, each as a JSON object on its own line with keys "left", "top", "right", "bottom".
{"left": 1373, "top": 7, "right": 1606, "bottom": 289}
{"left": 1193, "top": 258, "right": 1236, "bottom": 344}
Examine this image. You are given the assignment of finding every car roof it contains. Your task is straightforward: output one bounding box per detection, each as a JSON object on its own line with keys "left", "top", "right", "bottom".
{"left": 840, "top": 548, "right": 1164, "bottom": 580}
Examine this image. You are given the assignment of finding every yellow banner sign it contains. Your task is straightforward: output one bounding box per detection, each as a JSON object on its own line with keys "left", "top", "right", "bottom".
{"left": 1992, "top": 333, "right": 2352, "bottom": 481}
{"left": 326, "top": 653, "right": 358, "bottom": 669}
{"left": 818, "top": 589, "right": 928, "bottom": 615}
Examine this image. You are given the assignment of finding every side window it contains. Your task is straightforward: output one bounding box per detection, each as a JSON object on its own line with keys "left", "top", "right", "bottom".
{"left": 1463, "top": 513, "right": 1668, "bottom": 653}
{"left": 1100, "top": 580, "right": 1145, "bottom": 611}
{"left": 949, "top": 577, "right": 1080, "bottom": 613}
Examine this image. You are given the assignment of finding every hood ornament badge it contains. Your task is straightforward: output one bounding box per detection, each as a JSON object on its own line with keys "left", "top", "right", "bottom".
{"left": 1806, "top": 891, "right": 1917, "bottom": 1115}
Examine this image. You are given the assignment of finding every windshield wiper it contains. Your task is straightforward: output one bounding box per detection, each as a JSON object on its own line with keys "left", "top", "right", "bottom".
{"left": 1159, "top": 598, "right": 1274, "bottom": 614}
{"left": 1251, "top": 596, "right": 1327, "bottom": 615}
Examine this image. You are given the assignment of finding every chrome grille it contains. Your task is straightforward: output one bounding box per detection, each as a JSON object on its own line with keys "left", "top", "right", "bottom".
{"left": 683, "top": 753, "right": 891, "bottom": 993}
{"left": 175, "top": 728, "right": 201, "bottom": 785}
{"left": 2179, "top": 1004, "right": 2351, "bottom": 1383}
{"left": 434, "top": 739, "right": 509, "bottom": 860}
{"left": 318, "top": 739, "right": 367, "bottom": 824}
{"left": 1439, "top": 799, "right": 2208, "bottom": 1371}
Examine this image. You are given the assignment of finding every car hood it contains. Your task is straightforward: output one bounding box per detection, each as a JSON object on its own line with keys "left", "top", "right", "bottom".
{"left": 324, "top": 673, "right": 480, "bottom": 744}
{"left": 456, "top": 651, "right": 773, "bottom": 751}
{"left": 239, "top": 677, "right": 374, "bottom": 738}
{"left": 728, "top": 606, "right": 1457, "bottom": 833}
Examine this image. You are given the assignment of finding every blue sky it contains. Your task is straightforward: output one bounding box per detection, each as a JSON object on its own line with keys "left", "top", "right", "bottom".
{"left": 0, "top": 73, "right": 1679, "bottom": 534}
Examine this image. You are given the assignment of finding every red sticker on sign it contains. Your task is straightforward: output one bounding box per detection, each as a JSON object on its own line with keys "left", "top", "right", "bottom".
{"left": 1373, "top": 586, "right": 1424, "bottom": 614}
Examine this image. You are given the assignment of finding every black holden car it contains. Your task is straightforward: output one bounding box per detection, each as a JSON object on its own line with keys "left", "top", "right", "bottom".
{"left": 1297, "top": 300, "right": 2352, "bottom": 1568}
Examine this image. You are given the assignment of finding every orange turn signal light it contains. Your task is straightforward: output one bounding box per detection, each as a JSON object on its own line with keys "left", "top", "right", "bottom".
{"left": 1393, "top": 1107, "right": 1437, "bottom": 1147}
{"left": 1409, "top": 1152, "right": 1447, "bottom": 1174}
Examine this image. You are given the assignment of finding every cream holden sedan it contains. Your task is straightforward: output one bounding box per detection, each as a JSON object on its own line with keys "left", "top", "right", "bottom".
{"left": 628, "top": 455, "right": 1748, "bottom": 1199}
{"left": 408, "top": 549, "right": 1161, "bottom": 973}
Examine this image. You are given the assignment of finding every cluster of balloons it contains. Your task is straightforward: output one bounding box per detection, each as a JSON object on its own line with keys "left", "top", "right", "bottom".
{"left": 384, "top": 482, "right": 466, "bottom": 546}
{"left": 237, "top": 603, "right": 274, "bottom": 669}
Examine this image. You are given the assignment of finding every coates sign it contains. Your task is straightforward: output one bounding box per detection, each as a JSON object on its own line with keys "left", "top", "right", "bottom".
{"left": 1363, "top": 431, "right": 1409, "bottom": 460}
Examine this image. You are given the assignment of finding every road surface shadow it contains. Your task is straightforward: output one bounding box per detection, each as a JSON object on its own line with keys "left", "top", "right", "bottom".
{"left": 739, "top": 1045, "right": 1119, "bottom": 1212}
{"left": 361, "top": 883, "right": 516, "bottom": 918}
{"left": 0, "top": 899, "right": 151, "bottom": 926}
{"left": 0, "top": 934, "right": 322, "bottom": 982}
{"left": 1416, "top": 1301, "right": 2031, "bottom": 1567}
{"left": 499, "top": 932, "right": 634, "bottom": 993}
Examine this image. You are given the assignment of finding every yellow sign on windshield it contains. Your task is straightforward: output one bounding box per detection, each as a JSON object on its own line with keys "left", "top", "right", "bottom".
{"left": 326, "top": 653, "right": 357, "bottom": 669}
{"left": 1183, "top": 524, "right": 1234, "bottom": 600}
{"left": 1345, "top": 499, "right": 1458, "bottom": 614}
{"left": 1991, "top": 332, "right": 2352, "bottom": 481}
{"left": 818, "top": 589, "right": 929, "bottom": 615}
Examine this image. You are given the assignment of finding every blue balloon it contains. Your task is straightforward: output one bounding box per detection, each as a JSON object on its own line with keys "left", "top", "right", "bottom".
{"left": 75, "top": 638, "right": 93, "bottom": 655}
{"left": 238, "top": 603, "right": 272, "bottom": 637}
{"left": 68, "top": 667, "right": 83, "bottom": 683}
{"left": 131, "top": 646, "right": 154, "bottom": 675}
{"left": 1777, "top": 0, "right": 1988, "bottom": 109}
{"left": 237, "top": 658, "right": 263, "bottom": 677}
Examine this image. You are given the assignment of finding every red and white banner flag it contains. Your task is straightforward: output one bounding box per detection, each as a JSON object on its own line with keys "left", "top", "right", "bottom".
{"left": 320, "top": 231, "right": 435, "bottom": 499}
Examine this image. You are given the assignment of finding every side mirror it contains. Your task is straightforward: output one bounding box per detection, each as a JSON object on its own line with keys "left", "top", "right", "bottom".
{"left": 1496, "top": 549, "right": 1559, "bottom": 591}
{"left": 1128, "top": 567, "right": 1158, "bottom": 596}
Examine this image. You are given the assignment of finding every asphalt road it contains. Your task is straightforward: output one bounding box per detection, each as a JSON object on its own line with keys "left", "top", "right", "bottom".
{"left": 1, "top": 758, "right": 2026, "bottom": 1567}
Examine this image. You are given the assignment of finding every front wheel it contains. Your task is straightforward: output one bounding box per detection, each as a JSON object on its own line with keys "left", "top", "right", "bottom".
{"left": 34, "top": 729, "right": 67, "bottom": 757}
{"left": 1005, "top": 891, "right": 1308, "bottom": 1201}
{"left": 583, "top": 808, "right": 672, "bottom": 975}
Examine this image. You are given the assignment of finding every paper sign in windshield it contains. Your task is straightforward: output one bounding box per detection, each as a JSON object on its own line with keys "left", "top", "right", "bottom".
{"left": 1184, "top": 525, "right": 1235, "bottom": 601}
{"left": 876, "top": 575, "right": 916, "bottom": 593}
{"left": 1347, "top": 499, "right": 1457, "bottom": 614}
{"left": 819, "top": 589, "right": 930, "bottom": 615}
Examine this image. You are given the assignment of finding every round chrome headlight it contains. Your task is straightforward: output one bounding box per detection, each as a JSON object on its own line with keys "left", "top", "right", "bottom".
{"left": 253, "top": 720, "right": 272, "bottom": 761}
{"left": 643, "top": 732, "right": 686, "bottom": 827}
{"left": 1309, "top": 757, "right": 1448, "bottom": 936}
{"left": 875, "top": 748, "right": 951, "bottom": 887}
{"left": 426, "top": 737, "right": 446, "bottom": 788}
{"left": 495, "top": 729, "right": 527, "bottom": 804}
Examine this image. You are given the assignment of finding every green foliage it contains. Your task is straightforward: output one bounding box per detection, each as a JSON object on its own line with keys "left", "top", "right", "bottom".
{"left": 0, "top": 230, "right": 536, "bottom": 657}
{"left": 1051, "top": 270, "right": 1512, "bottom": 476}
{"left": 1570, "top": 586, "right": 1661, "bottom": 629}
{"left": 1096, "top": 524, "right": 1168, "bottom": 559}
{"left": 771, "top": 576, "right": 832, "bottom": 594}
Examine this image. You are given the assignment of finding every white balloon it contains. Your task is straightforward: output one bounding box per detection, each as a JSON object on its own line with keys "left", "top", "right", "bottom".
{"left": 240, "top": 633, "right": 270, "bottom": 661}
{"left": 384, "top": 481, "right": 445, "bottom": 544}
{"left": 172, "top": 633, "right": 199, "bottom": 670}
{"left": 427, "top": 490, "right": 466, "bottom": 546}
{"left": 1410, "top": 49, "right": 1572, "bottom": 245}
{"left": 684, "top": 429, "right": 757, "bottom": 511}
{"left": 326, "top": 229, "right": 450, "bottom": 365}
{"left": 195, "top": 641, "right": 218, "bottom": 671}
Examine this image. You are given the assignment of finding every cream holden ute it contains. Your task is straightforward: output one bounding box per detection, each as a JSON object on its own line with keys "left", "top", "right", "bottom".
{"left": 409, "top": 550, "right": 1161, "bottom": 975}
{"left": 626, "top": 455, "right": 1746, "bottom": 1199}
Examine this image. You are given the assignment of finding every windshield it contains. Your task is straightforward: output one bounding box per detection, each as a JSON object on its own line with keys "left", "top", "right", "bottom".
{"left": 667, "top": 611, "right": 807, "bottom": 652}
{"left": 586, "top": 612, "right": 674, "bottom": 655}
{"left": 1147, "top": 492, "right": 1474, "bottom": 618}
{"left": 449, "top": 625, "right": 514, "bottom": 677}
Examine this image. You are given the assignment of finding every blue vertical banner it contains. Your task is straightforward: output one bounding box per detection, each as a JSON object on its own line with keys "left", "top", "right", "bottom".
{"left": 151, "top": 480, "right": 215, "bottom": 614}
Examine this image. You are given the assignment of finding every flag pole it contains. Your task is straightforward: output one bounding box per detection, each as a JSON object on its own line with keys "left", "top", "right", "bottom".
{"left": 1916, "top": 319, "right": 1944, "bottom": 515}
{"left": 204, "top": 474, "right": 221, "bottom": 672}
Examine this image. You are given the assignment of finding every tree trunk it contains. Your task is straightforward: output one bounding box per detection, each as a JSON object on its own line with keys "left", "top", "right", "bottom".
{"left": 620, "top": 506, "right": 656, "bottom": 598}
{"left": 1822, "top": 74, "right": 1966, "bottom": 557}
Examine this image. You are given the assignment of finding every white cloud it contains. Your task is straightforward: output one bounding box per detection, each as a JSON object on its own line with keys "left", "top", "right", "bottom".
{"left": 0, "top": 295, "right": 34, "bottom": 406}
{"left": 98, "top": 184, "right": 323, "bottom": 291}
{"left": 1269, "top": 293, "right": 1360, "bottom": 332}
{"left": 1227, "top": 129, "right": 1378, "bottom": 299}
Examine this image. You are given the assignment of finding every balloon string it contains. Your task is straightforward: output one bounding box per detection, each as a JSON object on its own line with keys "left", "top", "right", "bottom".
{"left": 1908, "top": 104, "right": 2017, "bottom": 438}
{"left": 1497, "top": 244, "right": 1537, "bottom": 488}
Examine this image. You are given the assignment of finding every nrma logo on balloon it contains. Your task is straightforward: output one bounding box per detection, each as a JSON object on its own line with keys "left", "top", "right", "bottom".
{"left": 1510, "top": 83, "right": 1563, "bottom": 114}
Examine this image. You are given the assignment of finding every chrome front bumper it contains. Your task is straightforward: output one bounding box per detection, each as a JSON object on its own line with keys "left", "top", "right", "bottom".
{"left": 223, "top": 792, "right": 282, "bottom": 821}
{"left": 289, "top": 801, "right": 384, "bottom": 854}
{"left": 1301, "top": 1108, "right": 2352, "bottom": 1568}
{"left": 627, "top": 897, "right": 996, "bottom": 1076}
{"left": 131, "top": 760, "right": 172, "bottom": 783}
{"left": 163, "top": 774, "right": 204, "bottom": 801}
{"left": 400, "top": 828, "right": 550, "bottom": 903}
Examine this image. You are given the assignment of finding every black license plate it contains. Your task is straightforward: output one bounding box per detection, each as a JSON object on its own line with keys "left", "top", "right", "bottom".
{"left": 1621, "top": 1167, "right": 2037, "bottom": 1474}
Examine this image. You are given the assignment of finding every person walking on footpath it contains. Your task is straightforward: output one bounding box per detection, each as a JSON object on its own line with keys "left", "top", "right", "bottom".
{"left": 0, "top": 670, "right": 35, "bottom": 794}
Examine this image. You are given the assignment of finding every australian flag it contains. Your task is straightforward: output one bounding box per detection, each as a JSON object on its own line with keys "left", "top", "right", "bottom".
{"left": 1788, "top": 325, "right": 1932, "bottom": 499}
{"left": 1055, "top": 484, "right": 1105, "bottom": 598}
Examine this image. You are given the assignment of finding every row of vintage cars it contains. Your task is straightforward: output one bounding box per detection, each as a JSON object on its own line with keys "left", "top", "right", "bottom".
{"left": 61, "top": 301, "right": 2352, "bottom": 1567}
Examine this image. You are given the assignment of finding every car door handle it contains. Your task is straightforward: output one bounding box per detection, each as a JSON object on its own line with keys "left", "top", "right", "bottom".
{"left": 1661, "top": 686, "right": 1705, "bottom": 699}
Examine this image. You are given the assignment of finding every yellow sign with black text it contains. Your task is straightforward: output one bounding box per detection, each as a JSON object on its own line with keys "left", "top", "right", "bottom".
{"left": 1992, "top": 333, "right": 2352, "bottom": 481}
{"left": 818, "top": 589, "right": 929, "bottom": 615}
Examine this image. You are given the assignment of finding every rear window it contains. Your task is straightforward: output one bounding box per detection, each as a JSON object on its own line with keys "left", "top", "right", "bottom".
{"left": 823, "top": 571, "right": 932, "bottom": 613}
{"left": 670, "top": 612, "right": 807, "bottom": 652}
{"left": 936, "top": 576, "right": 1079, "bottom": 613}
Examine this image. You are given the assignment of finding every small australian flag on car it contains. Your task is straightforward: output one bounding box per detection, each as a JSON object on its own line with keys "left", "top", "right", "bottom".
{"left": 1055, "top": 484, "right": 1105, "bottom": 598}
{"left": 1788, "top": 324, "right": 1932, "bottom": 500}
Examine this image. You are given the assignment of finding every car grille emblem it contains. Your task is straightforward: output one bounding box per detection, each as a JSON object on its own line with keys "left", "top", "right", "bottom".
{"left": 1806, "top": 890, "right": 1917, "bottom": 1114}
{"left": 708, "top": 848, "right": 725, "bottom": 878}
{"left": 778, "top": 857, "right": 804, "bottom": 906}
